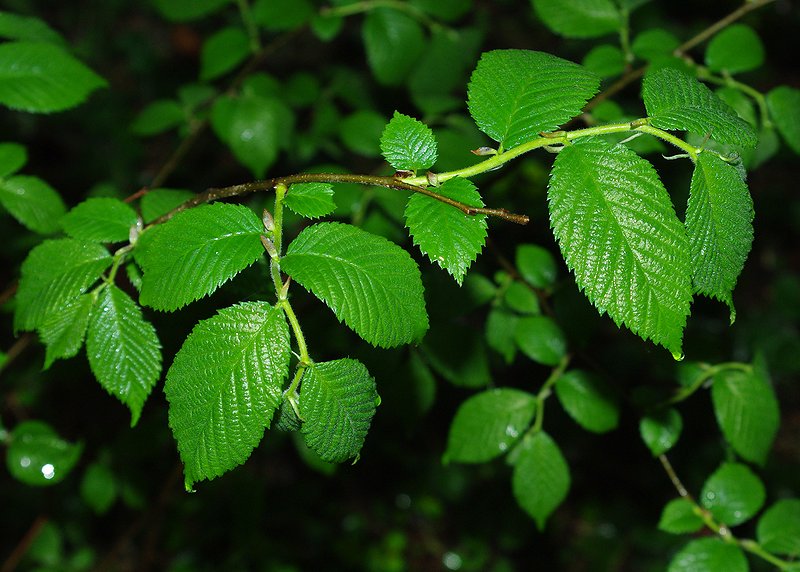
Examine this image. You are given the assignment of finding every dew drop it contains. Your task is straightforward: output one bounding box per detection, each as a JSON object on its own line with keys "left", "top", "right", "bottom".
{"left": 505, "top": 425, "right": 519, "bottom": 438}
{"left": 240, "top": 129, "right": 254, "bottom": 141}
{"left": 442, "top": 552, "right": 462, "bottom": 570}
{"left": 20, "top": 456, "right": 31, "bottom": 468}
{"left": 41, "top": 463, "right": 55, "bottom": 480}
{"left": 498, "top": 442, "right": 508, "bottom": 452}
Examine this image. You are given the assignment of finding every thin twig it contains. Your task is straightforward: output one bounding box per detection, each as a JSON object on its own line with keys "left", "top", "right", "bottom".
{"left": 1, "top": 516, "right": 48, "bottom": 572}
{"left": 0, "top": 334, "right": 35, "bottom": 377}
{"left": 658, "top": 454, "right": 691, "bottom": 499}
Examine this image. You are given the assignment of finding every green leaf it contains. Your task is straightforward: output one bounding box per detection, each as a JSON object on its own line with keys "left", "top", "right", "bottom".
{"left": 424, "top": 322, "right": 491, "bottom": 388}
{"left": 444, "top": 388, "right": 537, "bottom": 464}
{"left": 685, "top": 152, "right": 753, "bottom": 319}
{"left": 639, "top": 408, "right": 682, "bottom": 456}
{"left": 0, "top": 174, "right": 66, "bottom": 233}
{"left": 0, "top": 142, "right": 27, "bottom": 177}
{"left": 380, "top": 111, "right": 438, "bottom": 172}
{"left": 80, "top": 463, "right": 117, "bottom": 514}
{"left": 339, "top": 110, "right": 386, "bottom": 157}
{"left": 0, "top": 12, "right": 65, "bottom": 44}
{"left": 138, "top": 203, "right": 265, "bottom": 311}
{"left": 705, "top": 24, "right": 764, "bottom": 75}
{"left": 282, "top": 222, "right": 428, "bottom": 348}
{"left": 757, "top": 499, "right": 800, "bottom": 556}
{"left": 200, "top": 26, "right": 250, "bottom": 81}
{"left": 140, "top": 188, "right": 194, "bottom": 223}
{"left": 658, "top": 498, "right": 704, "bottom": 534}
{"left": 130, "top": 100, "right": 185, "bottom": 136}
{"left": 284, "top": 182, "right": 336, "bottom": 219}
{"left": 711, "top": 365, "right": 779, "bottom": 465}
{"left": 86, "top": 286, "right": 162, "bottom": 426}
{"left": 548, "top": 137, "right": 692, "bottom": 357}
{"left": 631, "top": 29, "right": 680, "bottom": 62}
{"left": 252, "top": 0, "right": 314, "bottom": 31}
{"left": 151, "top": 0, "right": 231, "bottom": 21}
{"left": 299, "top": 359, "right": 378, "bottom": 463}
{"left": 6, "top": 421, "right": 82, "bottom": 486}
{"left": 531, "top": 0, "right": 620, "bottom": 38}
{"left": 38, "top": 294, "right": 93, "bottom": 370}
{"left": 511, "top": 431, "right": 570, "bottom": 530}
{"left": 467, "top": 50, "right": 600, "bottom": 149}
{"left": 701, "top": 462, "right": 765, "bottom": 527}
{"left": 165, "top": 302, "right": 290, "bottom": 490}
{"left": 516, "top": 244, "right": 557, "bottom": 289}
{"left": 582, "top": 44, "right": 625, "bottom": 78}
{"left": 555, "top": 370, "right": 619, "bottom": 433}
{"left": 504, "top": 281, "right": 540, "bottom": 315}
{"left": 61, "top": 197, "right": 138, "bottom": 243}
{"left": 667, "top": 539, "right": 748, "bottom": 572}
{"left": 14, "top": 239, "right": 112, "bottom": 332}
{"left": 0, "top": 41, "right": 106, "bottom": 113}
{"left": 767, "top": 86, "right": 800, "bottom": 155}
{"left": 363, "top": 8, "right": 425, "bottom": 86}
{"left": 643, "top": 68, "right": 758, "bottom": 148}
{"left": 410, "top": 0, "right": 471, "bottom": 21}
{"left": 485, "top": 308, "right": 519, "bottom": 364}
{"left": 515, "top": 315, "right": 566, "bottom": 366}
{"left": 404, "top": 177, "right": 487, "bottom": 285}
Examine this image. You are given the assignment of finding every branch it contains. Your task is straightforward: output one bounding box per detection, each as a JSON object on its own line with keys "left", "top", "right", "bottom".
{"left": 1, "top": 516, "right": 48, "bottom": 572}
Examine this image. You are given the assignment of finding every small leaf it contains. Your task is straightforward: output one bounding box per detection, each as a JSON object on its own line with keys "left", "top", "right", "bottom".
{"left": 582, "top": 44, "right": 625, "bottom": 78}
{"left": 631, "top": 29, "right": 680, "bottom": 61}
{"left": 405, "top": 177, "right": 487, "bottom": 285}
{"left": 282, "top": 222, "right": 428, "bottom": 348}
{"left": 485, "top": 308, "right": 519, "bottom": 364}
{"left": 363, "top": 8, "right": 425, "bottom": 86}
{"left": 640, "top": 408, "right": 683, "bottom": 456}
{"left": 468, "top": 49, "right": 600, "bottom": 149}
{"left": 515, "top": 315, "right": 566, "bottom": 367}
{"left": 14, "top": 239, "right": 112, "bottom": 332}
{"left": 0, "top": 41, "right": 106, "bottom": 113}
{"left": 0, "top": 174, "right": 66, "bottom": 233}
{"left": 339, "top": 110, "right": 386, "bottom": 157}
{"left": 80, "top": 463, "right": 117, "bottom": 514}
{"left": 767, "top": 86, "right": 800, "bottom": 155}
{"left": 300, "top": 359, "right": 378, "bottom": 463}
{"left": 131, "top": 100, "right": 185, "bottom": 136}
{"left": 6, "top": 421, "right": 82, "bottom": 486}
{"left": 61, "top": 197, "right": 138, "bottom": 243}
{"left": 424, "top": 322, "right": 491, "bottom": 388}
{"left": 658, "top": 498, "right": 704, "bottom": 534}
{"left": 504, "top": 281, "right": 540, "bottom": 315}
{"left": 86, "top": 286, "right": 162, "bottom": 426}
{"left": 705, "top": 24, "right": 764, "bottom": 75}
{"left": 516, "top": 244, "right": 557, "bottom": 289}
{"left": 252, "top": 0, "right": 314, "bottom": 31}
{"left": 165, "top": 302, "right": 290, "bottom": 490}
{"left": 139, "top": 188, "right": 194, "bottom": 223}
{"left": 380, "top": 111, "right": 438, "bottom": 171}
{"left": 711, "top": 365, "right": 779, "bottom": 465}
{"left": 138, "top": 203, "right": 265, "bottom": 311}
{"left": 152, "top": 0, "right": 231, "bottom": 21}
{"left": 668, "top": 539, "right": 748, "bottom": 572}
{"left": 643, "top": 68, "right": 757, "bottom": 148}
{"left": 757, "top": 499, "right": 800, "bottom": 556}
{"left": 548, "top": 138, "right": 692, "bottom": 356}
{"left": 284, "top": 182, "right": 336, "bottom": 219}
{"left": 200, "top": 26, "right": 250, "bottom": 81}
{"left": 0, "top": 142, "right": 27, "bottom": 177}
{"left": 38, "top": 294, "right": 93, "bottom": 369}
{"left": 700, "top": 462, "right": 765, "bottom": 527}
{"left": 531, "top": 0, "right": 621, "bottom": 38}
{"left": 444, "top": 388, "right": 537, "bottom": 464}
{"left": 555, "top": 370, "right": 619, "bottom": 433}
{"left": 511, "top": 431, "right": 570, "bottom": 530}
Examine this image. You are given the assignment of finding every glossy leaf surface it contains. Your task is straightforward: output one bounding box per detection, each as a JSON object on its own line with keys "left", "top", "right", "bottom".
{"left": 61, "top": 197, "right": 138, "bottom": 243}
{"left": 284, "top": 182, "right": 336, "bottom": 219}
{"left": 6, "top": 421, "right": 82, "bottom": 486}
{"left": 700, "top": 462, "right": 765, "bottom": 526}
{"left": 379, "top": 111, "right": 438, "bottom": 171}
{"left": 0, "top": 174, "right": 66, "bottom": 234}
{"left": 511, "top": 431, "right": 570, "bottom": 530}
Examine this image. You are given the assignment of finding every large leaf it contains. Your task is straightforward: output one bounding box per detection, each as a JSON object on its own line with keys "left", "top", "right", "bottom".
{"left": 380, "top": 111, "right": 438, "bottom": 172}
{"left": 6, "top": 421, "right": 81, "bottom": 487}
{"left": 685, "top": 152, "right": 753, "bottom": 319}
{"left": 14, "top": 239, "right": 112, "bottom": 332}
{"left": 86, "top": 286, "right": 162, "bottom": 426}
{"left": 667, "top": 538, "right": 748, "bottom": 572}
{"left": 61, "top": 197, "right": 139, "bottom": 243}
{"left": 0, "top": 12, "right": 65, "bottom": 44}
{"left": 299, "top": 359, "right": 378, "bottom": 463}
{"left": 362, "top": 8, "right": 425, "bottom": 86}
{"left": 531, "top": 0, "right": 621, "bottom": 38}
{"left": 705, "top": 24, "right": 764, "bottom": 75}
{"left": 767, "top": 86, "right": 800, "bottom": 155}
{"left": 0, "top": 174, "right": 66, "bottom": 234}
{"left": 700, "top": 462, "right": 765, "bottom": 527}
{"left": 38, "top": 294, "right": 94, "bottom": 369}
{"left": 165, "top": 302, "right": 290, "bottom": 490}
{"left": 548, "top": 138, "right": 692, "bottom": 356}
{"left": 643, "top": 68, "right": 757, "bottom": 148}
{"left": 444, "top": 388, "right": 537, "bottom": 464}
{"left": 138, "top": 203, "right": 264, "bottom": 311}
{"left": 404, "top": 177, "right": 487, "bottom": 285}
{"left": 757, "top": 499, "right": 800, "bottom": 556}
{"left": 282, "top": 222, "right": 428, "bottom": 348}
{"left": 467, "top": 50, "right": 600, "bottom": 150}
{"left": 511, "top": 431, "right": 570, "bottom": 530}
{"left": 0, "top": 41, "right": 106, "bottom": 113}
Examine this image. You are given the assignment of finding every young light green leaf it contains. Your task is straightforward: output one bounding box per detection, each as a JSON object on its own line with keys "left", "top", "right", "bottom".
{"left": 667, "top": 538, "right": 748, "bottom": 572}
{"left": 711, "top": 365, "right": 779, "bottom": 465}
{"left": 14, "top": 239, "right": 112, "bottom": 332}
{"left": 0, "top": 175, "right": 66, "bottom": 233}
{"left": 531, "top": 0, "right": 621, "bottom": 38}
{"left": 131, "top": 100, "right": 185, "bottom": 136}
{"left": 380, "top": 111, "right": 438, "bottom": 172}
{"left": 0, "top": 12, "right": 65, "bottom": 44}
{"left": 643, "top": 68, "right": 757, "bottom": 148}
{"left": 767, "top": 86, "right": 800, "bottom": 155}
{"left": 516, "top": 244, "right": 557, "bottom": 289}
{"left": 555, "top": 370, "right": 619, "bottom": 433}
{"left": 514, "top": 315, "right": 566, "bottom": 366}
{"left": 404, "top": 177, "right": 487, "bottom": 285}
{"left": 444, "top": 388, "right": 537, "bottom": 464}
{"left": 139, "top": 188, "right": 194, "bottom": 223}
{"left": 468, "top": 50, "right": 600, "bottom": 150}
{"left": 511, "top": 431, "right": 570, "bottom": 530}
{"left": 38, "top": 294, "right": 93, "bottom": 369}
{"left": 86, "top": 286, "right": 162, "bottom": 427}
{"left": 582, "top": 44, "right": 625, "bottom": 78}
{"left": 199, "top": 26, "right": 250, "bottom": 81}
{"left": 700, "top": 462, "right": 765, "bottom": 527}
{"left": 363, "top": 8, "right": 425, "bottom": 86}
{"left": 165, "top": 302, "right": 290, "bottom": 490}
{"left": 0, "top": 142, "right": 27, "bottom": 177}
{"left": 485, "top": 309, "right": 519, "bottom": 364}
{"left": 548, "top": 138, "right": 692, "bottom": 357}
{"left": 138, "top": 203, "right": 264, "bottom": 311}
{"left": 658, "top": 498, "right": 704, "bottom": 534}
{"left": 61, "top": 197, "right": 138, "bottom": 243}
{"left": 0, "top": 41, "right": 106, "bottom": 113}
{"left": 282, "top": 222, "right": 428, "bottom": 348}
{"left": 757, "top": 499, "right": 800, "bottom": 556}
{"left": 640, "top": 408, "right": 682, "bottom": 456}
{"left": 152, "top": 0, "right": 231, "bottom": 21}
{"left": 705, "top": 24, "right": 764, "bottom": 75}
{"left": 6, "top": 421, "right": 82, "bottom": 486}
{"left": 300, "top": 359, "right": 378, "bottom": 463}
{"left": 284, "top": 182, "right": 336, "bottom": 219}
